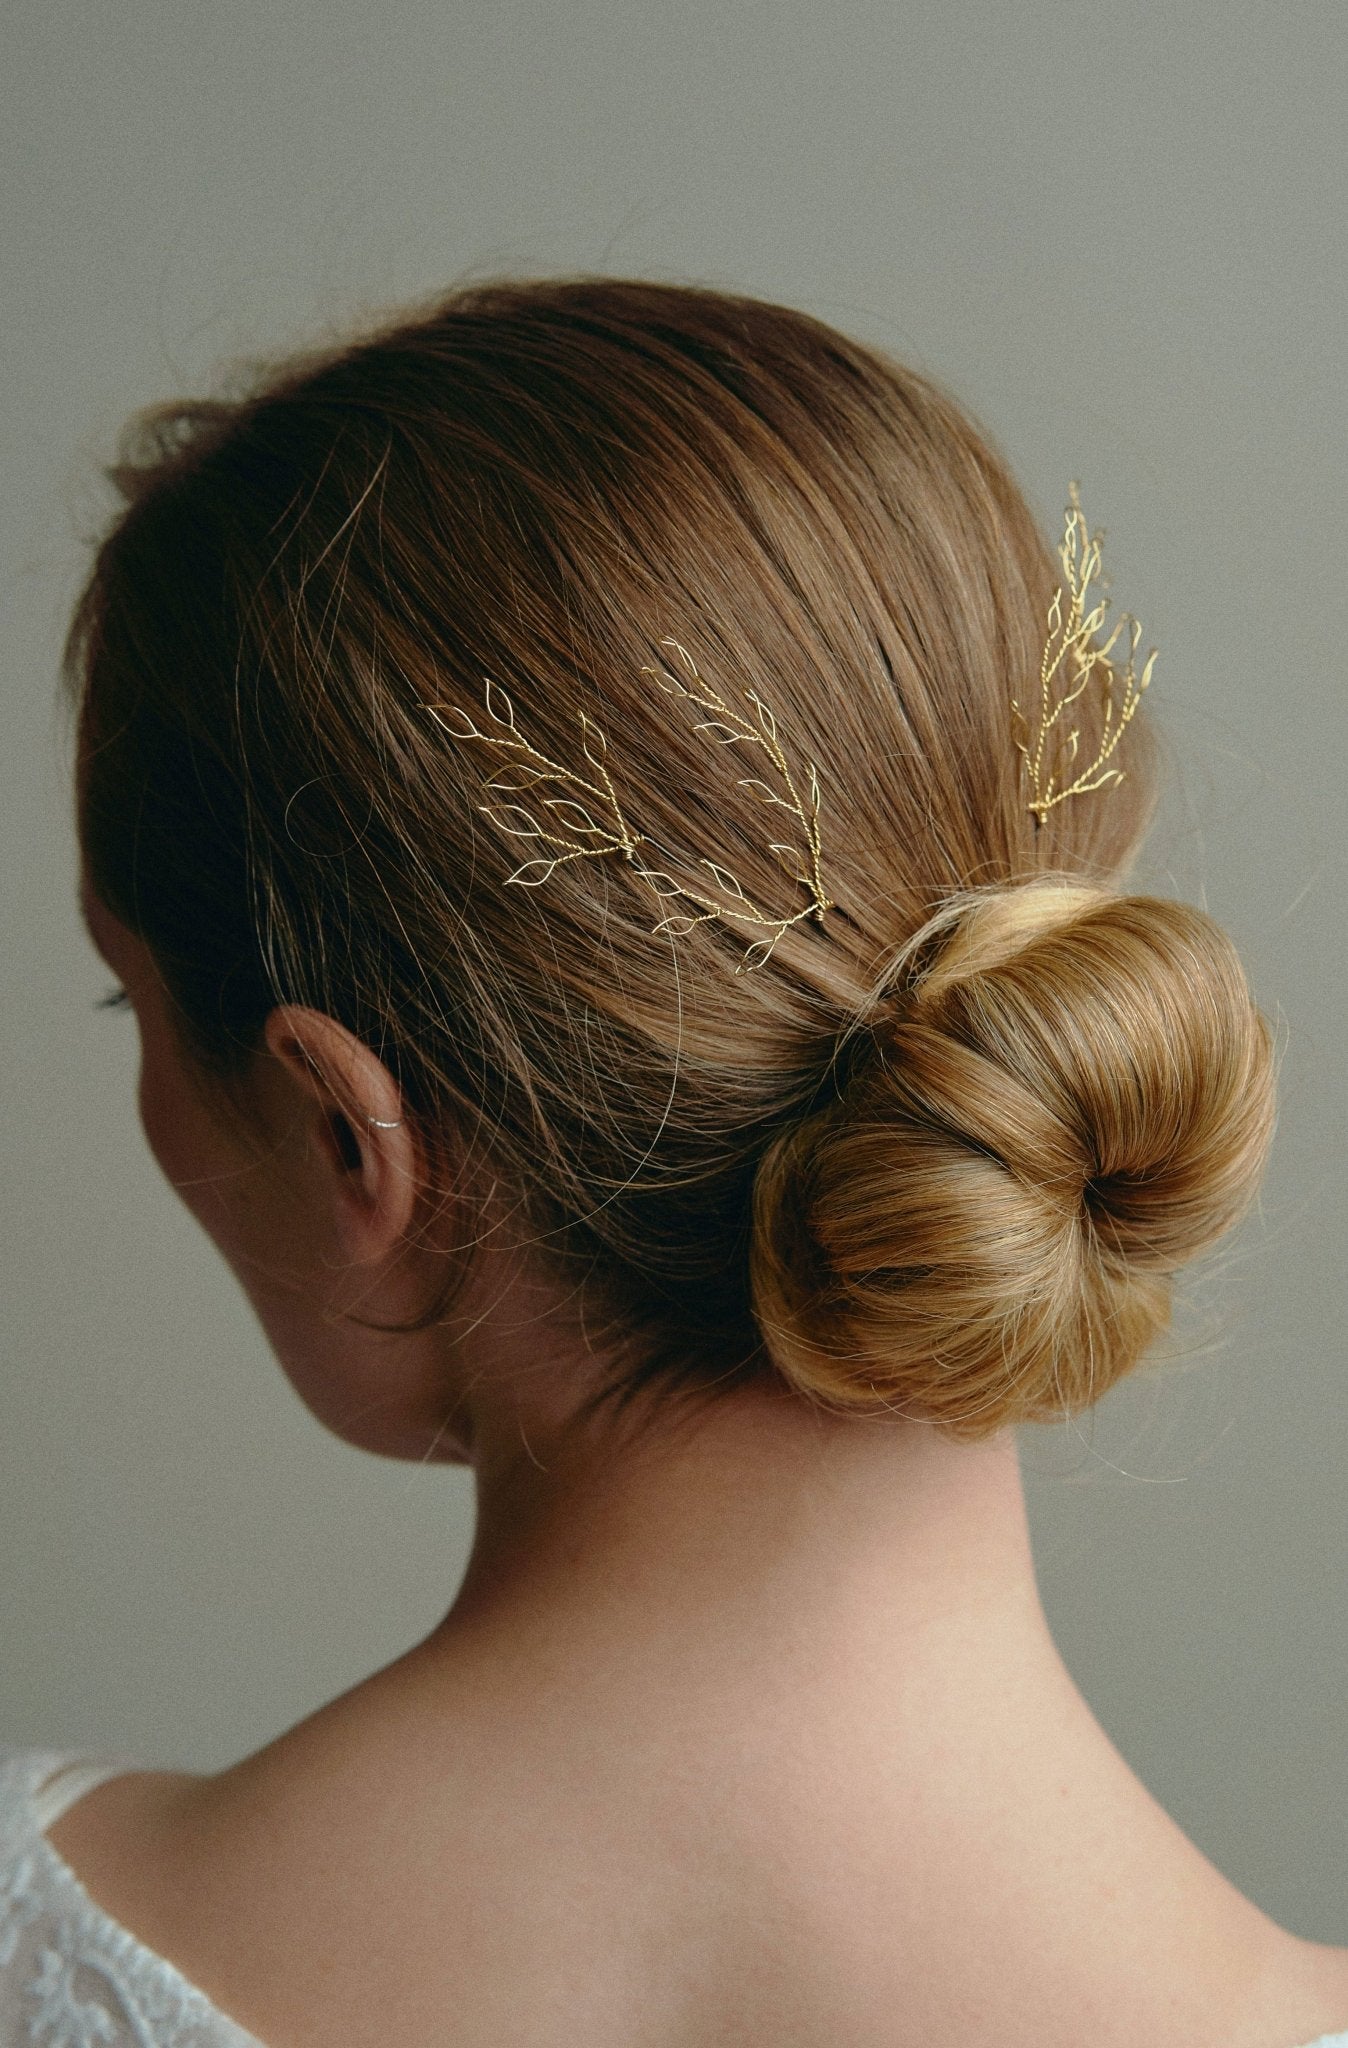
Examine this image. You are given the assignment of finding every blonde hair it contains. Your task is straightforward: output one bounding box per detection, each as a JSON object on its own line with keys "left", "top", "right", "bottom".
{"left": 752, "top": 882, "right": 1274, "bottom": 1431}
{"left": 70, "top": 277, "right": 1274, "bottom": 1435}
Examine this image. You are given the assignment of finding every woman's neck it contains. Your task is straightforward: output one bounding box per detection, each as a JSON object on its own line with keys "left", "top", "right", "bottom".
{"left": 63, "top": 1355, "right": 1344, "bottom": 2048}
{"left": 366, "top": 1377, "right": 1325, "bottom": 2045}
{"left": 441, "top": 1379, "right": 1044, "bottom": 1696}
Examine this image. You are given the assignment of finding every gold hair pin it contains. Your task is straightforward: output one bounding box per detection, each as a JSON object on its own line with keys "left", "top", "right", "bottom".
{"left": 429, "top": 638, "right": 832, "bottom": 971}
{"left": 1013, "top": 481, "right": 1156, "bottom": 824}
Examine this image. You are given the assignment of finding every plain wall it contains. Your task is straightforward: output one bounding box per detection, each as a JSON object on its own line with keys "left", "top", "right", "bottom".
{"left": 3, "top": 0, "right": 1345, "bottom": 1942}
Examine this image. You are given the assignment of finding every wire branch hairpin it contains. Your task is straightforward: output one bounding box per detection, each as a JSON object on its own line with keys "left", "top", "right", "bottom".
{"left": 428, "top": 638, "right": 833, "bottom": 972}
{"left": 1013, "top": 481, "right": 1157, "bottom": 825}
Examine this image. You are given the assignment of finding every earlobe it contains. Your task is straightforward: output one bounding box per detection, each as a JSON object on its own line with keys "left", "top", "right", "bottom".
{"left": 263, "top": 1006, "right": 421, "bottom": 1264}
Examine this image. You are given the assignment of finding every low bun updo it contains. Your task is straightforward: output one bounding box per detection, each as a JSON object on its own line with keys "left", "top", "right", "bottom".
{"left": 72, "top": 276, "right": 1274, "bottom": 1438}
{"left": 751, "top": 884, "right": 1276, "bottom": 1433}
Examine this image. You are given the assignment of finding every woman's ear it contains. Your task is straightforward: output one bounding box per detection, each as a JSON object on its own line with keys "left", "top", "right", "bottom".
{"left": 262, "top": 1006, "right": 421, "bottom": 1265}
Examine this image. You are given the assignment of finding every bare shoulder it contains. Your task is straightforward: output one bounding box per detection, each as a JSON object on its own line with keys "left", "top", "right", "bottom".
{"left": 39, "top": 1729, "right": 1348, "bottom": 2048}
{"left": 1292, "top": 1938, "right": 1348, "bottom": 2017}
{"left": 40, "top": 1723, "right": 679, "bottom": 2048}
{"left": 45, "top": 1762, "right": 205, "bottom": 1896}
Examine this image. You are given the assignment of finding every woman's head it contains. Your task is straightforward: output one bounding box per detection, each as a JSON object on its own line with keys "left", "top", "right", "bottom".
{"left": 70, "top": 276, "right": 1274, "bottom": 1444}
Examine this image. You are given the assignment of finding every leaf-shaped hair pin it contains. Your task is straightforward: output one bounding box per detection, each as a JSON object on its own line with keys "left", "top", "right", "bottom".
{"left": 428, "top": 639, "right": 833, "bottom": 972}
{"left": 1012, "top": 482, "right": 1157, "bottom": 825}
{"left": 429, "top": 677, "right": 642, "bottom": 885}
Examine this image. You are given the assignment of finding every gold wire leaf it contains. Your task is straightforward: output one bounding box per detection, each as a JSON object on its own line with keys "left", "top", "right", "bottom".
{"left": 506, "top": 858, "right": 563, "bottom": 887}
{"left": 701, "top": 860, "right": 748, "bottom": 900}
{"left": 746, "top": 689, "right": 779, "bottom": 745}
{"left": 483, "top": 765, "right": 550, "bottom": 793}
{"left": 428, "top": 705, "right": 484, "bottom": 741}
{"left": 543, "top": 799, "right": 608, "bottom": 835}
{"left": 1012, "top": 482, "right": 1157, "bottom": 825}
{"left": 578, "top": 712, "right": 611, "bottom": 775}
{"left": 429, "top": 641, "right": 833, "bottom": 971}
{"left": 479, "top": 804, "right": 544, "bottom": 837}
{"left": 483, "top": 677, "right": 518, "bottom": 729}
{"left": 633, "top": 867, "right": 687, "bottom": 899}
{"left": 742, "top": 932, "right": 783, "bottom": 973}
{"left": 769, "top": 842, "right": 809, "bottom": 885}
{"left": 739, "top": 776, "right": 792, "bottom": 809}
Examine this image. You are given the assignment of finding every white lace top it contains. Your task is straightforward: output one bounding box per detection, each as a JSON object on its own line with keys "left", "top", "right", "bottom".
{"left": 0, "top": 1749, "right": 259, "bottom": 2046}
{"left": 2, "top": 1745, "right": 1346, "bottom": 2048}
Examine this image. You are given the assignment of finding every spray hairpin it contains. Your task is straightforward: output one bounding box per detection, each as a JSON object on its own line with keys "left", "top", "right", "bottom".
{"left": 428, "top": 637, "right": 832, "bottom": 972}
{"left": 1012, "top": 481, "right": 1156, "bottom": 825}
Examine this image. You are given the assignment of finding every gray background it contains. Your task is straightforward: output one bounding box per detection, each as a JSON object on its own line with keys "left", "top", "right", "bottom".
{"left": 4, "top": 0, "right": 1345, "bottom": 1942}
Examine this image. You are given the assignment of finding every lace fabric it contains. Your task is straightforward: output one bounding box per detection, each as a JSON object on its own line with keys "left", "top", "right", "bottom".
{"left": 0, "top": 1748, "right": 260, "bottom": 2047}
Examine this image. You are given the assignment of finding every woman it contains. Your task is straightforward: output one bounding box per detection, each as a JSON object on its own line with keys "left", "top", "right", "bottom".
{"left": 3, "top": 278, "right": 1344, "bottom": 2047}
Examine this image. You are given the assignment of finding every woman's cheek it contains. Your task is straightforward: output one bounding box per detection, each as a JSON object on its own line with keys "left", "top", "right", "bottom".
{"left": 136, "top": 1032, "right": 242, "bottom": 1252}
{"left": 137, "top": 1041, "right": 191, "bottom": 1191}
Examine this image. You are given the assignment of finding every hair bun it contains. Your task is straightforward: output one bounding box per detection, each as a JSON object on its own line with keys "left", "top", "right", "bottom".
{"left": 750, "top": 883, "right": 1276, "bottom": 1433}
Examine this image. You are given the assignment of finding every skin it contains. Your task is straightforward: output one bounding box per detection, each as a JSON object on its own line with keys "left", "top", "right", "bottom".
{"left": 47, "top": 889, "right": 1348, "bottom": 2048}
